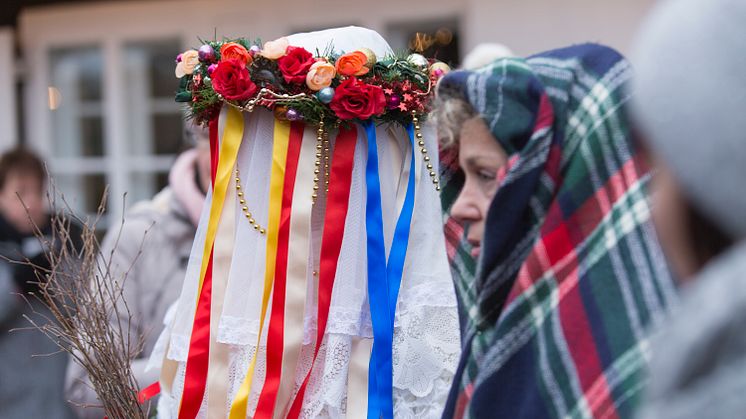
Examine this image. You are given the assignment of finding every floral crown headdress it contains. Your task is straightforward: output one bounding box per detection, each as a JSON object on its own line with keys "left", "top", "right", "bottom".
{"left": 174, "top": 37, "right": 451, "bottom": 127}
{"left": 170, "top": 31, "right": 451, "bottom": 419}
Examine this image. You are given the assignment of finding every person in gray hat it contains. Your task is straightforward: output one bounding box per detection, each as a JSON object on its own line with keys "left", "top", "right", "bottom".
{"left": 631, "top": 0, "right": 746, "bottom": 417}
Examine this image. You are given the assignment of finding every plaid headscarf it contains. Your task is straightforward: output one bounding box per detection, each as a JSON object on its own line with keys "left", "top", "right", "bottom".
{"left": 438, "top": 44, "right": 677, "bottom": 418}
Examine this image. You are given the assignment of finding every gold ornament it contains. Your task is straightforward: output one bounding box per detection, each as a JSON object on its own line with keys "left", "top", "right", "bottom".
{"left": 429, "top": 62, "right": 451, "bottom": 77}
{"left": 359, "top": 47, "right": 378, "bottom": 69}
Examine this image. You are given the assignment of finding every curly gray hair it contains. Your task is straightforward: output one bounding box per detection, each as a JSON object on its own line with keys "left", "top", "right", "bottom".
{"left": 432, "top": 86, "right": 477, "bottom": 150}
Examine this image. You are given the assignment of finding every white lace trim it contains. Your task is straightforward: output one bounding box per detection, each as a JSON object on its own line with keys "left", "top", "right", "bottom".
{"left": 160, "top": 304, "right": 459, "bottom": 419}
{"left": 168, "top": 333, "right": 190, "bottom": 362}
{"left": 216, "top": 280, "right": 453, "bottom": 349}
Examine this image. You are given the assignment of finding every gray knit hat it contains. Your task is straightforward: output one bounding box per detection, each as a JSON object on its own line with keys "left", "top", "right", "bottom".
{"left": 631, "top": 0, "right": 746, "bottom": 238}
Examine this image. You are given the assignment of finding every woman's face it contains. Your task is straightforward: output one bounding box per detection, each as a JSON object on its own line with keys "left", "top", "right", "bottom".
{"left": 450, "top": 117, "right": 508, "bottom": 257}
{"left": 650, "top": 160, "right": 700, "bottom": 281}
{"left": 0, "top": 171, "right": 46, "bottom": 233}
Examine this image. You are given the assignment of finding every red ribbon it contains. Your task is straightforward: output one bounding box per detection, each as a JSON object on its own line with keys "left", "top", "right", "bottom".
{"left": 178, "top": 118, "right": 220, "bottom": 418}
{"left": 101, "top": 382, "right": 162, "bottom": 418}
{"left": 287, "top": 125, "right": 358, "bottom": 418}
{"left": 254, "top": 122, "right": 305, "bottom": 416}
{"left": 138, "top": 382, "right": 161, "bottom": 404}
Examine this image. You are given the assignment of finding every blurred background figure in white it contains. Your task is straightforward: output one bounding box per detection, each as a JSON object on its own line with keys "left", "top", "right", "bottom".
{"left": 460, "top": 43, "right": 514, "bottom": 69}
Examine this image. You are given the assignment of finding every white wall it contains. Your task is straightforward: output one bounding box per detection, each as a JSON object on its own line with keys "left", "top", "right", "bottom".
{"left": 20, "top": 0, "right": 654, "bottom": 59}
{"left": 18, "top": 0, "right": 657, "bottom": 156}
{"left": 0, "top": 27, "right": 17, "bottom": 152}
{"left": 463, "top": 0, "right": 655, "bottom": 56}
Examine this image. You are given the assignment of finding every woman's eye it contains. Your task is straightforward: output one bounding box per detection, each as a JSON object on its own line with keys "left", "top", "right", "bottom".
{"left": 477, "top": 169, "right": 496, "bottom": 181}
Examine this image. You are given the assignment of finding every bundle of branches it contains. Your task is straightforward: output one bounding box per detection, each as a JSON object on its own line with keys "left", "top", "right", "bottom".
{"left": 21, "top": 190, "right": 149, "bottom": 419}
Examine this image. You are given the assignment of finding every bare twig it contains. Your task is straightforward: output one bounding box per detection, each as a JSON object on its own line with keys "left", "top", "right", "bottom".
{"left": 18, "top": 181, "right": 149, "bottom": 419}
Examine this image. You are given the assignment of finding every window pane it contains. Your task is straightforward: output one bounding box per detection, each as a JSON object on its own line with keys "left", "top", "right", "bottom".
{"left": 79, "top": 116, "right": 104, "bottom": 156}
{"left": 123, "top": 39, "right": 184, "bottom": 156}
{"left": 387, "top": 19, "right": 461, "bottom": 67}
{"left": 129, "top": 171, "right": 169, "bottom": 204}
{"left": 153, "top": 113, "right": 183, "bottom": 155}
{"left": 49, "top": 47, "right": 105, "bottom": 157}
{"left": 55, "top": 173, "right": 108, "bottom": 215}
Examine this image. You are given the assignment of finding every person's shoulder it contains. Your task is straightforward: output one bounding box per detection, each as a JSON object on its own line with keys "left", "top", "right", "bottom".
{"left": 117, "top": 188, "right": 194, "bottom": 241}
{"left": 127, "top": 188, "right": 174, "bottom": 219}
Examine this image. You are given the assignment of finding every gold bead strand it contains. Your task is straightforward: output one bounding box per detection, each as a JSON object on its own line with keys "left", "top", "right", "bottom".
{"left": 235, "top": 168, "right": 266, "bottom": 235}
{"left": 412, "top": 112, "right": 440, "bottom": 192}
{"left": 313, "top": 121, "right": 325, "bottom": 203}
{"left": 323, "top": 129, "right": 330, "bottom": 193}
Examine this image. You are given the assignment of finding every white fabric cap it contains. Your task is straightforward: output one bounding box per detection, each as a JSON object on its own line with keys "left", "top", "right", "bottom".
{"left": 287, "top": 26, "right": 393, "bottom": 57}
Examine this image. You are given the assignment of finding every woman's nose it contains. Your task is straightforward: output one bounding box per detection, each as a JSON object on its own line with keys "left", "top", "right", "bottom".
{"left": 450, "top": 186, "right": 482, "bottom": 224}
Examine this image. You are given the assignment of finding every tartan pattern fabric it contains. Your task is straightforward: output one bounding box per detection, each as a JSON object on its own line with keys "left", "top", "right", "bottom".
{"left": 438, "top": 44, "right": 677, "bottom": 418}
{"left": 440, "top": 146, "right": 478, "bottom": 334}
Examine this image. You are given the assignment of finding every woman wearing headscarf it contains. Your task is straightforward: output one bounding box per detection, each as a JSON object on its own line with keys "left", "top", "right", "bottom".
{"left": 434, "top": 44, "right": 676, "bottom": 418}
{"left": 630, "top": 0, "right": 746, "bottom": 417}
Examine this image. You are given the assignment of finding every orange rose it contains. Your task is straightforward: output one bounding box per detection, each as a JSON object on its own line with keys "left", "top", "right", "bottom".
{"left": 306, "top": 61, "right": 336, "bottom": 91}
{"left": 335, "top": 51, "right": 370, "bottom": 77}
{"left": 220, "top": 42, "right": 252, "bottom": 65}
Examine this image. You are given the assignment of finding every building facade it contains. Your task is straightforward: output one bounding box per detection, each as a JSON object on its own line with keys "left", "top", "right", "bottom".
{"left": 3, "top": 0, "right": 654, "bottom": 225}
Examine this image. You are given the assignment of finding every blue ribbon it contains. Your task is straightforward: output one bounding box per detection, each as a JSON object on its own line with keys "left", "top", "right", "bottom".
{"left": 365, "top": 121, "right": 417, "bottom": 419}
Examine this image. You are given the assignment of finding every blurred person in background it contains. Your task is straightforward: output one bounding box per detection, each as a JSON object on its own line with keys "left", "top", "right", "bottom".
{"left": 434, "top": 44, "right": 674, "bottom": 418}
{"left": 460, "top": 43, "right": 514, "bottom": 70}
{"left": 631, "top": 0, "right": 746, "bottom": 417}
{"left": 0, "top": 148, "right": 77, "bottom": 419}
{"left": 66, "top": 121, "right": 211, "bottom": 418}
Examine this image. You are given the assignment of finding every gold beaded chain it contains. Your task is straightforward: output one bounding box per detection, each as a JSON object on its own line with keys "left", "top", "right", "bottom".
{"left": 323, "top": 129, "right": 330, "bottom": 193}
{"left": 234, "top": 116, "right": 433, "bottom": 232}
{"left": 313, "top": 121, "right": 326, "bottom": 203}
{"left": 235, "top": 168, "right": 266, "bottom": 235}
{"left": 412, "top": 112, "right": 440, "bottom": 192}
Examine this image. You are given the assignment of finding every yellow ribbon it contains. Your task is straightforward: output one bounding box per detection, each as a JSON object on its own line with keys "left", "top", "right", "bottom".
{"left": 229, "top": 118, "right": 291, "bottom": 419}
{"left": 196, "top": 106, "right": 245, "bottom": 299}
{"left": 178, "top": 106, "right": 244, "bottom": 416}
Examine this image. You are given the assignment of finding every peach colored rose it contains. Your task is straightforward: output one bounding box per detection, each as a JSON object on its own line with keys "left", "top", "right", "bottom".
{"left": 305, "top": 61, "right": 336, "bottom": 91}
{"left": 175, "top": 50, "right": 199, "bottom": 78}
{"left": 335, "top": 51, "right": 370, "bottom": 77}
{"left": 220, "top": 42, "right": 252, "bottom": 65}
{"left": 260, "top": 37, "right": 290, "bottom": 60}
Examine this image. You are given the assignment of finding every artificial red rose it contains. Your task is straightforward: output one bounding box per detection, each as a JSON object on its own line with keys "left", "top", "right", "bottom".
{"left": 329, "top": 77, "right": 386, "bottom": 120}
{"left": 277, "top": 46, "right": 315, "bottom": 84}
{"left": 211, "top": 58, "right": 258, "bottom": 101}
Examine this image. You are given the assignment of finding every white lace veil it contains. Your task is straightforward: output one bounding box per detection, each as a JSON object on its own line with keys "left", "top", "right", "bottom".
{"left": 156, "top": 26, "right": 459, "bottom": 418}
